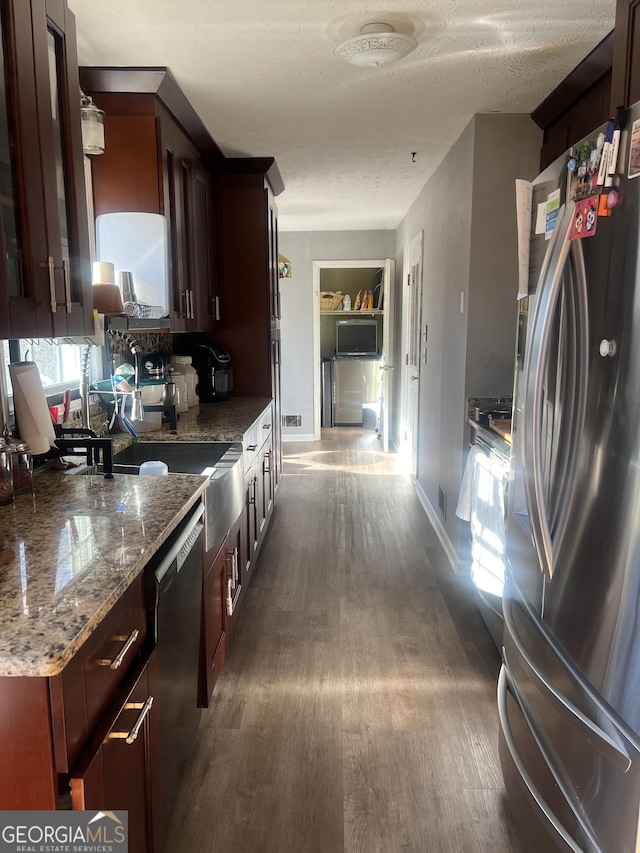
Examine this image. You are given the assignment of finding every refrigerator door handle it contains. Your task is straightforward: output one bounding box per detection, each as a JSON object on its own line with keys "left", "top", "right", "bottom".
{"left": 523, "top": 202, "right": 575, "bottom": 580}
{"left": 550, "top": 238, "right": 590, "bottom": 551}
{"left": 503, "top": 597, "right": 631, "bottom": 772}
{"left": 497, "top": 667, "right": 588, "bottom": 853}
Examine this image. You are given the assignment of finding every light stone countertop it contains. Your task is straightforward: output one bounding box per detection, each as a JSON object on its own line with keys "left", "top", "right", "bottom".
{"left": 136, "top": 397, "right": 273, "bottom": 442}
{"left": 0, "top": 469, "right": 207, "bottom": 678}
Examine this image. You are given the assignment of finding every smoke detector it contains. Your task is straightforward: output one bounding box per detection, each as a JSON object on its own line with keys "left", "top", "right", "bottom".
{"left": 335, "top": 22, "right": 417, "bottom": 68}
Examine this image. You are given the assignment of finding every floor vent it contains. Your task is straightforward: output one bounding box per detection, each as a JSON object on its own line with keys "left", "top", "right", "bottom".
{"left": 438, "top": 486, "right": 447, "bottom": 519}
{"left": 283, "top": 414, "right": 303, "bottom": 427}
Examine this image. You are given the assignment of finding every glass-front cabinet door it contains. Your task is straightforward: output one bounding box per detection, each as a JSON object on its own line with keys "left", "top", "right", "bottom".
{"left": 0, "top": 0, "right": 92, "bottom": 339}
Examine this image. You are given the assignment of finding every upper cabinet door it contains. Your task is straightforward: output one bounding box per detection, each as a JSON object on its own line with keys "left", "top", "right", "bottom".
{"left": 0, "top": 0, "right": 92, "bottom": 340}
{"left": 191, "top": 159, "right": 218, "bottom": 331}
{"left": 32, "top": 0, "right": 92, "bottom": 337}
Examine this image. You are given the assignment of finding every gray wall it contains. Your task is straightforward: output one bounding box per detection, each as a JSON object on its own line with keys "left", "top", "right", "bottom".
{"left": 278, "top": 114, "right": 541, "bottom": 570}
{"left": 466, "top": 114, "right": 542, "bottom": 399}
{"left": 278, "top": 231, "right": 396, "bottom": 440}
{"left": 394, "top": 113, "right": 541, "bottom": 564}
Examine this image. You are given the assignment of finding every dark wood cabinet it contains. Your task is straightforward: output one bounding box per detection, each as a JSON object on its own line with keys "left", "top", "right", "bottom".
{"left": 200, "top": 531, "right": 228, "bottom": 707}
{"left": 213, "top": 162, "right": 283, "bottom": 490}
{"left": 222, "top": 518, "right": 242, "bottom": 640}
{"left": 70, "top": 652, "right": 162, "bottom": 853}
{"left": 0, "top": 0, "right": 93, "bottom": 339}
{"left": 215, "top": 163, "right": 283, "bottom": 396}
{"left": 79, "top": 68, "right": 223, "bottom": 334}
{"left": 242, "top": 464, "right": 258, "bottom": 584}
{"left": 0, "top": 575, "right": 156, "bottom": 836}
{"left": 532, "top": 33, "right": 614, "bottom": 169}
{"left": 612, "top": 0, "right": 640, "bottom": 108}
{"left": 240, "top": 404, "right": 275, "bottom": 585}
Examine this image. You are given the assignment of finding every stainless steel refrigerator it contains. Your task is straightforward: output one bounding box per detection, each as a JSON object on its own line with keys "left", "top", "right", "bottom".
{"left": 500, "top": 105, "right": 640, "bottom": 852}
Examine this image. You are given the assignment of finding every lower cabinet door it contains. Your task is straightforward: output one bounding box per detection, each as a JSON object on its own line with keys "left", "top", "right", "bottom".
{"left": 70, "top": 652, "right": 162, "bottom": 853}
{"left": 200, "top": 544, "right": 228, "bottom": 707}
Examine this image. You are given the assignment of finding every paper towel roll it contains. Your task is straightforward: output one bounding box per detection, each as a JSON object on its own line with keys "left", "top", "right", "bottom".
{"left": 8, "top": 362, "right": 56, "bottom": 456}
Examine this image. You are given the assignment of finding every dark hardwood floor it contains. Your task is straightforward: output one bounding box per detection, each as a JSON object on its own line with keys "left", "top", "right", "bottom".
{"left": 166, "top": 428, "right": 522, "bottom": 852}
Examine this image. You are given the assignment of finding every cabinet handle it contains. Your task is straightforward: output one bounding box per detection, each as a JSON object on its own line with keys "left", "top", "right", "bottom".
{"left": 264, "top": 451, "right": 271, "bottom": 474}
{"left": 215, "top": 295, "right": 221, "bottom": 321}
{"left": 263, "top": 424, "right": 271, "bottom": 430}
{"left": 188, "top": 289, "right": 194, "bottom": 319}
{"left": 63, "top": 259, "right": 71, "bottom": 313}
{"left": 46, "top": 256, "right": 56, "bottom": 313}
{"left": 227, "top": 551, "right": 236, "bottom": 591}
{"left": 247, "top": 444, "right": 257, "bottom": 452}
{"left": 226, "top": 578, "right": 235, "bottom": 617}
{"left": 97, "top": 629, "right": 139, "bottom": 670}
{"left": 108, "top": 696, "right": 154, "bottom": 744}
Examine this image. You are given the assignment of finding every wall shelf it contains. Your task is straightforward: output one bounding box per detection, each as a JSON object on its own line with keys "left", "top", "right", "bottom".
{"left": 321, "top": 310, "right": 383, "bottom": 316}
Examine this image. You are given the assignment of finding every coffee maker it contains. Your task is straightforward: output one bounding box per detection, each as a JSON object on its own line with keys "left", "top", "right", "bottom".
{"left": 189, "top": 344, "right": 233, "bottom": 402}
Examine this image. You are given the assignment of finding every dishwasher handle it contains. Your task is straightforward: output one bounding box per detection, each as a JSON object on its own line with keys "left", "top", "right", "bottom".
{"left": 152, "top": 503, "right": 205, "bottom": 587}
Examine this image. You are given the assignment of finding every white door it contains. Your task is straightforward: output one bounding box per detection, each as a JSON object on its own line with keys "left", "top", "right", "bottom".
{"left": 405, "top": 234, "right": 423, "bottom": 478}
{"left": 379, "top": 258, "right": 395, "bottom": 453}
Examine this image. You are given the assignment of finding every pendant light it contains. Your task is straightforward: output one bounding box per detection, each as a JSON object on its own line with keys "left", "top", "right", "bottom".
{"left": 80, "top": 90, "right": 105, "bottom": 155}
{"left": 335, "top": 23, "right": 417, "bottom": 68}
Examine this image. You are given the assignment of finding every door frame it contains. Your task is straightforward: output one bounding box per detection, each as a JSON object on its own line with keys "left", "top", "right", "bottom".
{"left": 400, "top": 232, "right": 424, "bottom": 476}
{"left": 312, "top": 259, "right": 394, "bottom": 442}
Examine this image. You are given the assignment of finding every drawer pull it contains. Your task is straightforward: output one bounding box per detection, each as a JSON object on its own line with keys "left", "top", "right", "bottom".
{"left": 97, "top": 629, "right": 139, "bottom": 670}
{"left": 263, "top": 424, "right": 271, "bottom": 430}
{"left": 247, "top": 444, "right": 257, "bottom": 452}
{"left": 108, "top": 696, "right": 154, "bottom": 744}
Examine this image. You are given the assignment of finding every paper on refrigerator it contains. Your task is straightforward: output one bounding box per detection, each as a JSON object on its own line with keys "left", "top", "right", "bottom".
{"left": 515, "top": 179, "right": 533, "bottom": 299}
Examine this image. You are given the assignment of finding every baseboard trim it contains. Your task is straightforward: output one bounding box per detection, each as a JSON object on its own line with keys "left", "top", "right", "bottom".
{"left": 282, "top": 433, "right": 316, "bottom": 442}
{"left": 414, "top": 480, "right": 461, "bottom": 574}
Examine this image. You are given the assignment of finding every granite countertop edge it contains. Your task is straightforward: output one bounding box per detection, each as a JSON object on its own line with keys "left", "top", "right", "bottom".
{"left": 0, "top": 397, "right": 272, "bottom": 678}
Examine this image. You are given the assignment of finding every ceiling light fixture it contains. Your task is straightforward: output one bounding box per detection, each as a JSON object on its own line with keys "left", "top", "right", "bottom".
{"left": 335, "top": 22, "right": 417, "bottom": 68}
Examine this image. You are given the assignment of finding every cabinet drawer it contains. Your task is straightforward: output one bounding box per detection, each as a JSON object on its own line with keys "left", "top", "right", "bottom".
{"left": 70, "top": 651, "right": 161, "bottom": 853}
{"left": 243, "top": 423, "right": 258, "bottom": 469}
{"left": 257, "top": 404, "right": 273, "bottom": 447}
{"left": 50, "top": 577, "right": 147, "bottom": 773}
{"left": 83, "top": 579, "right": 147, "bottom": 734}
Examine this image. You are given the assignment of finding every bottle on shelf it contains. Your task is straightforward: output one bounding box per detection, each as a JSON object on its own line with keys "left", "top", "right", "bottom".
{"left": 343, "top": 293, "right": 351, "bottom": 311}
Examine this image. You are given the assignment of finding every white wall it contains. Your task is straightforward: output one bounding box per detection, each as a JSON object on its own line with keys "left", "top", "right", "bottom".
{"left": 278, "top": 231, "right": 396, "bottom": 441}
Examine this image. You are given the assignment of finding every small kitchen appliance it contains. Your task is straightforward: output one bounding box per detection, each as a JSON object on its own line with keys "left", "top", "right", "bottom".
{"left": 189, "top": 344, "right": 233, "bottom": 402}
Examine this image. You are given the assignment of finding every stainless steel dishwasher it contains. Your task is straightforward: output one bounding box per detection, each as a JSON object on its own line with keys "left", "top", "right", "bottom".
{"left": 145, "top": 501, "right": 205, "bottom": 826}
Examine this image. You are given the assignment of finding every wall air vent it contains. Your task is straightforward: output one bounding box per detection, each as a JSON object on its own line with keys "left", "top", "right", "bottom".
{"left": 283, "top": 414, "right": 303, "bottom": 428}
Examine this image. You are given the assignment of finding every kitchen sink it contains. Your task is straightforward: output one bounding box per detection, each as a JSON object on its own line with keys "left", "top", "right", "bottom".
{"left": 112, "top": 441, "right": 240, "bottom": 474}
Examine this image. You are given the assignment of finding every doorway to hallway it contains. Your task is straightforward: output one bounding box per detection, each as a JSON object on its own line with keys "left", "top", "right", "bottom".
{"left": 312, "top": 259, "right": 395, "bottom": 451}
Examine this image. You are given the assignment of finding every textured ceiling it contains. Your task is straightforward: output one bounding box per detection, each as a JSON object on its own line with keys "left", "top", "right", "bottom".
{"left": 69, "top": 1, "right": 615, "bottom": 231}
